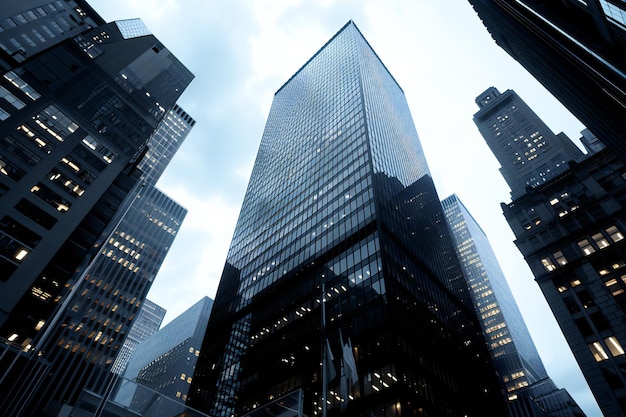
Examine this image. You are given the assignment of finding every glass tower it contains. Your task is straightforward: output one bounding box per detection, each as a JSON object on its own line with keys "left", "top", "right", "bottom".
{"left": 189, "top": 21, "right": 505, "bottom": 417}
{"left": 111, "top": 298, "right": 166, "bottom": 375}
{"left": 442, "top": 194, "right": 586, "bottom": 417}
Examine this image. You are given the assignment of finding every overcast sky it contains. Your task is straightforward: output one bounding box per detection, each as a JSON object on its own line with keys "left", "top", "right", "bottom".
{"left": 89, "top": 1, "right": 599, "bottom": 415}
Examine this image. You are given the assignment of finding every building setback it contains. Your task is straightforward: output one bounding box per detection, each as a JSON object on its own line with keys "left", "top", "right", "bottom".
{"left": 0, "top": 2, "right": 193, "bottom": 416}
{"left": 188, "top": 21, "right": 506, "bottom": 417}
{"left": 473, "top": 87, "right": 583, "bottom": 199}
{"left": 466, "top": 0, "right": 626, "bottom": 163}
{"left": 114, "top": 296, "right": 213, "bottom": 413}
{"left": 502, "top": 148, "right": 626, "bottom": 416}
{"left": 111, "top": 299, "right": 166, "bottom": 375}
{"left": 442, "top": 194, "right": 586, "bottom": 417}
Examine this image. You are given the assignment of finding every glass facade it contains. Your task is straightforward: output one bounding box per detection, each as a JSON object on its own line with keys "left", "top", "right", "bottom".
{"left": 442, "top": 195, "right": 586, "bottom": 417}
{"left": 189, "top": 22, "right": 505, "bottom": 417}
{"left": 442, "top": 195, "right": 547, "bottom": 389}
{"left": 111, "top": 298, "right": 166, "bottom": 375}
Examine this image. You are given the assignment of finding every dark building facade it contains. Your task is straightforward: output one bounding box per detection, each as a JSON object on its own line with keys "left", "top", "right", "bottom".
{"left": 188, "top": 21, "right": 506, "bottom": 417}
{"left": 442, "top": 194, "right": 585, "bottom": 417}
{"left": 0, "top": 2, "right": 193, "bottom": 416}
{"left": 466, "top": 0, "right": 626, "bottom": 163}
{"left": 502, "top": 148, "right": 626, "bottom": 416}
{"left": 473, "top": 87, "right": 583, "bottom": 198}
{"left": 115, "top": 296, "right": 213, "bottom": 410}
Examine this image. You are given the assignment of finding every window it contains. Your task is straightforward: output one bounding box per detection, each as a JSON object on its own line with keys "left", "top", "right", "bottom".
{"left": 30, "top": 183, "right": 71, "bottom": 212}
{"left": 33, "top": 105, "right": 79, "bottom": 142}
{"left": 592, "top": 232, "right": 610, "bottom": 249}
{"left": 590, "top": 342, "right": 609, "bottom": 362}
{"left": 0, "top": 152, "right": 26, "bottom": 181}
{"left": 4, "top": 70, "right": 41, "bottom": 100}
{"left": 605, "top": 336, "right": 625, "bottom": 357}
{"left": 606, "top": 225, "right": 624, "bottom": 242}
{"left": 553, "top": 251, "right": 567, "bottom": 266}
{"left": 14, "top": 199, "right": 57, "bottom": 229}
{"left": 541, "top": 257, "right": 556, "bottom": 272}
{"left": 0, "top": 86, "right": 25, "bottom": 109}
{"left": 0, "top": 106, "right": 9, "bottom": 121}
{"left": 578, "top": 239, "right": 595, "bottom": 255}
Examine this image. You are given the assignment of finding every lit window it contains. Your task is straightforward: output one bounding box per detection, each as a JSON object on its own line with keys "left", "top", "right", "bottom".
{"left": 557, "top": 284, "right": 568, "bottom": 293}
{"left": 571, "top": 279, "right": 582, "bottom": 287}
{"left": 599, "top": 268, "right": 611, "bottom": 276}
{"left": 14, "top": 248, "right": 29, "bottom": 261}
{"left": 553, "top": 251, "right": 567, "bottom": 266}
{"left": 589, "top": 342, "right": 609, "bottom": 362}
{"left": 541, "top": 257, "right": 556, "bottom": 272}
{"left": 578, "top": 239, "right": 595, "bottom": 255}
{"left": 606, "top": 226, "right": 624, "bottom": 242}
{"left": 613, "top": 262, "right": 626, "bottom": 270}
{"left": 605, "top": 337, "right": 625, "bottom": 356}
{"left": 592, "top": 233, "right": 610, "bottom": 249}
{"left": 35, "top": 320, "right": 45, "bottom": 331}
{"left": 550, "top": 198, "right": 559, "bottom": 206}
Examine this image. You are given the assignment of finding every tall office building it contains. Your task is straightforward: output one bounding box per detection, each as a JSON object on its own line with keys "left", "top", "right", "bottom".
{"left": 502, "top": 147, "right": 626, "bottom": 416}
{"left": 137, "top": 103, "right": 196, "bottom": 186}
{"left": 442, "top": 194, "right": 585, "bottom": 417}
{"left": 115, "top": 296, "right": 213, "bottom": 411}
{"left": 0, "top": 2, "right": 193, "bottom": 415}
{"left": 111, "top": 298, "right": 166, "bottom": 375}
{"left": 188, "top": 21, "right": 506, "bottom": 417}
{"left": 473, "top": 85, "right": 626, "bottom": 414}
{"left": 466, "top": 0, "right": 626, "bottom": 162}
{"left": 473, "top": 87, "right": 583, "bottom": 198}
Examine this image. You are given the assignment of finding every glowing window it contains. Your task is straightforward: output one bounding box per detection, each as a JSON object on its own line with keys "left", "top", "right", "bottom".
{"left": 589, "top": 342, "right": 608, "bottom": 362}
{"left": 606, "top": 226, "right": 624, "bottom": 242}
{"left": 592, "top": 233, "right": 610, "bottom": 249}
{"left": 577, "top": 239, "right": 595, "bottom": 256}
{"left": 605, "top": 336, "right": 625, "bottom": 357}
{"left": 541, "top": 257, "right": 556, "bottom": 272}
{"left": 553, "top": 251, "right": 567, "bottom": 266}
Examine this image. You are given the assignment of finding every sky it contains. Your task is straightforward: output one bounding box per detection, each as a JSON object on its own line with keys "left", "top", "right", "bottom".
{"left": 89, "top": 1, "right": 600, "bottom": 415}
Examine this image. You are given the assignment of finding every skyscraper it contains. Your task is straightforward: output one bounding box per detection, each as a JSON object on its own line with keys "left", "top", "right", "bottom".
{"left": 188, "top": 21, "right": 505, "bottom": 417}
{"left": 442, "top": 194, "right": 586, "bottom": 417}
{"left": 473, "top": 87, "right": 583, "bottom": 198}
{"left": 111, "top": 299, "right": 166, "bottom": 375}
{"left": 0, "top": 2, "right": 193, "bottom": 415}
{"left": 115, "top": 296, "right": 213, "bottom": 409}
{"left": 472, "top": 84, "right": 625, "bottom": 415}
{"left": 502, "top": 147, "right": 626, "bottom": 416}
{"left": 466, "top": 0, "right": 626, "bottom": 162}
